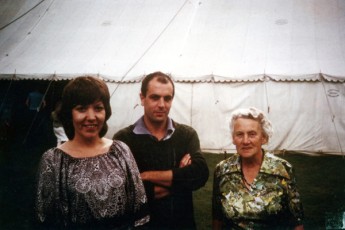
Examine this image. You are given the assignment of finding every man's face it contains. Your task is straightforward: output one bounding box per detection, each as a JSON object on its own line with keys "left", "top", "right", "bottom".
{"left": 140, "top": 77, "right": 174, "bottom": 125}
{"left": 232, "top": 117, "right": 267, "bottom": 159}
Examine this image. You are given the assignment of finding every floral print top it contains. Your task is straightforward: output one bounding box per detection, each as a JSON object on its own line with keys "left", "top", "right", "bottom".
{"left": 35, "top": 140, "right": 149, "bottom": 229}
{"left": 212, "top": 151, "right": 304, "bottom": 229}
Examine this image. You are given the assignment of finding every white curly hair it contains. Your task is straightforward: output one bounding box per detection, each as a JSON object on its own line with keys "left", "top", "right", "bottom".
{"left": 229, "top": 107, "right": 273, "bottom": 141}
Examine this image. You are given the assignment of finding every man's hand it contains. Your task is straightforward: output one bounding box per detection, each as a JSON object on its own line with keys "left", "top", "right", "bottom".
{"left": 179, "top": 153, "right": 191, "bottom": 168}
{"left": 140, "top": 153, "right": 192, "bottom": 199}
{"left": 154, "top": 186, "right": 170, "bottom": 199}
{"left": 140, "top": 171, "right": 173, "bottom": 187}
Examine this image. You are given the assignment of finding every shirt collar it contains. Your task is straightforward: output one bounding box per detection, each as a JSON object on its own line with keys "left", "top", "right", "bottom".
{"left": 260, "top": 151, "right": 291, "bottom": 179}
{"left": 133, "top": 116, "right": 175, "bottom": 140}
{"left": 226, "top": 150, "right": 290, "bottom": 179}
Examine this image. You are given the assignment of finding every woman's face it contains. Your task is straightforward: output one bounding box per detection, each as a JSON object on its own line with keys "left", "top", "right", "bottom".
{"left": 72, "top": 100, "right": 106, "bottom": 140}
{"left": 232, "top": 117, "right": 267, "bottom": 159}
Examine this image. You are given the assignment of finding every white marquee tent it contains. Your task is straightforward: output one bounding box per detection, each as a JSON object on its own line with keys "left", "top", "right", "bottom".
{"left": 0, "top": 0, "right": 344, "bottom": 154}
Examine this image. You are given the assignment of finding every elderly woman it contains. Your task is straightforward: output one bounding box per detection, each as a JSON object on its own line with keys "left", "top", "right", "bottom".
{"left": 35, "top": 76, "right": 149, "bottom": 229}
{"left": 212, "top": 107, "right": 304, "bottom": 230}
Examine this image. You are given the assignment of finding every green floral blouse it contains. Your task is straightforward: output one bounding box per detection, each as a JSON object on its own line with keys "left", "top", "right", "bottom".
{"left": 212, "top": 151, "right": 304, "bottom": 229}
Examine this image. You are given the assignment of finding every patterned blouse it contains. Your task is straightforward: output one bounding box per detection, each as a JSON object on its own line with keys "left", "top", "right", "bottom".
{"left": 35, "top": 140, "right": 149, "bottom": 229}
{"left": 213, "top": 151, "right": 304, "bottom": 229}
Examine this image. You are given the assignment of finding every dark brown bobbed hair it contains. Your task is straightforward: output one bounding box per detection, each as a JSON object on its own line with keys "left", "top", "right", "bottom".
{"left": 57, "top": 76, "right": 112, "bottom": 140}
{"left": 141, "top": 71, "right": 175, "bottom": 97}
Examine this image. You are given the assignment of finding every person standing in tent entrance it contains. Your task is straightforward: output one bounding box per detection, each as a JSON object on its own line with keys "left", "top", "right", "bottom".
{"left": 113, "top": 71, "right": 209, "bottom": 230}
{"left": 51, "top": 100, "right": 68, "bottom": 146}
{"left": 212, "top": 107, "right": 304, "bottom": 230}
{"left": 25, "top": 87, "right": 47, "bottom": 133}
{"left": 35, "top": 76, "right": 149, "bottom": 229}
{"left": 26, "top": 87, "right": 46, "bottom": 112}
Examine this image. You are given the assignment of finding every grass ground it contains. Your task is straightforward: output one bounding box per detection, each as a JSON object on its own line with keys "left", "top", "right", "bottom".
{"left": 1, "top": 128, "right": 345, "bottom": 229}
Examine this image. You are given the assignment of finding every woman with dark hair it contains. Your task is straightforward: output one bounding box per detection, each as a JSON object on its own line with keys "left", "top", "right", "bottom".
{"left": 35, "top": 76, "right": 149, "bottom": 229}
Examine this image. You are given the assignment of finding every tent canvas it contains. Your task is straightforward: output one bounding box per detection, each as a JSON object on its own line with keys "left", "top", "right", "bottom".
{"left": 0, "top": 0, "right": 344, "bottom": 154}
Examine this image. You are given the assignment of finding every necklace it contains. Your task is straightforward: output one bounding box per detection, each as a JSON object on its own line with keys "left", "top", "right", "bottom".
{"left": 240, "top": 162, "right": 257, "bottom": 191}
{"left": 239, "top": 154, "right": 264, "bottom": 191}
{"left": 242, "top": 174, "right": 256, "bottom": 191}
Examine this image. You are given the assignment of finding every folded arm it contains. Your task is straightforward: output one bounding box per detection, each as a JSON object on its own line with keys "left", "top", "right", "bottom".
{"left": 140, "top": 154, "right": 192, "bottom": 199}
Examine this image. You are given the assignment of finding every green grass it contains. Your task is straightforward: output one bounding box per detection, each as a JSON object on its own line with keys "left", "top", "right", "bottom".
{"left": 193, "top": 152, "right": 345, "bottom": 230}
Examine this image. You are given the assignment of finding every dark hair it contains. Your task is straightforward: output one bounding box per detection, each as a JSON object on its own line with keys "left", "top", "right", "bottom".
{"left": 58, "top": 76, "right": 112, "bottom": 139}
{"left": 141, "top": 71, "right": 175, "bottom": 97}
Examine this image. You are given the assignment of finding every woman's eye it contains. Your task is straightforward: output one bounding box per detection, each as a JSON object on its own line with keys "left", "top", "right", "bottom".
{"left": 95, "top": 106, "right": 104, "bottom": 111}
{"left": 75, "top": 106, "right": 86, "bottom": 112}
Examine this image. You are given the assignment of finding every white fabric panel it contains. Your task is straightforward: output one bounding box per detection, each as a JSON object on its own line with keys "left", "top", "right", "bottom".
{"left": 1, "top": 0, "right": 345, "bottom": 79}
{"left": 316, "top": 0, "right": 345, "bottom": 76}
{"left": 266, "top": 81, "right": 345, "bottom": 154}
{"left": 266, "top": 82, "right": 325, "bottom": 152}
{"left": 0, "top": 0, "right": 190, "bottom": 77}
{"left": 106, "top": 82, "right": 143, "bottom": 138}
{"left": 169, "top": 83, "right": 193, "bottom": 125}
{"left": 320, "top": 82, "right": 345, "bottom": 153}
{"left": 190, "top": 82, "right": 267, "bottom": 151}
{"left": 105, "top": 81, "right": 344, "bottom": 155}
{"left": 0, "top": 0, "right": 53, "bottom": 58}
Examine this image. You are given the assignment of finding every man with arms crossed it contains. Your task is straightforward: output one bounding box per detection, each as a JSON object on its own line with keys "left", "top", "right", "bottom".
{"left": 113, "top": 71, "right": 209, "bottom": 229}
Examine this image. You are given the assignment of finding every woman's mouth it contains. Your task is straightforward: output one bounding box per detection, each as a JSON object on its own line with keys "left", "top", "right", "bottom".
{"left": 83, "top": 124, "right": 97, "bottom": 128}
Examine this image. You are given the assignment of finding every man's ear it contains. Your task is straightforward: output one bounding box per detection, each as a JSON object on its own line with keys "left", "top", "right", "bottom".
{"left": 140, "top": 93, "right": 145, "bottom": 106}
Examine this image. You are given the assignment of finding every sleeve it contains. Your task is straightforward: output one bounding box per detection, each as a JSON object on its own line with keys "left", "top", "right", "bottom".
{"left": 34, "top": 150, "right": 60, "bottom": 228}
{"left": 285, "top": 163, "right": 304, "bottom": 227}
{"left": 118, "top": 141, "right": 150, "bottom": 227}
{"left": 171, "top": 127, "right": 209, "bottom": 192}
{"left": 212, "top": 163, "right": 224, "bottom": 221}
{"left": 113, "top": 127, "right": 131, "bottom": 142}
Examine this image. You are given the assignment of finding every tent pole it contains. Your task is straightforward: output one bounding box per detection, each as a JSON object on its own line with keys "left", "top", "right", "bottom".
{"left": 264, "top": 75, "right": 270, "bottom": 114}
{"left": 190, "top": 82, "right": 194, "bottom": 127}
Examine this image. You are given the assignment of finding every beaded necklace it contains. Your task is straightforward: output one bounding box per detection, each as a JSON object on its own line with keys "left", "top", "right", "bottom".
{"left": 239, "top": 155, "right": 263, "bottom": 192}
{"left": 241, "top": 166, "right": 257, "bottom": 191}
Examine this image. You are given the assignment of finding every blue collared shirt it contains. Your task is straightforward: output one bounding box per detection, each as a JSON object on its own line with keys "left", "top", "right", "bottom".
{"left": 133, "top": 116, "right": 175, "bottom": 141}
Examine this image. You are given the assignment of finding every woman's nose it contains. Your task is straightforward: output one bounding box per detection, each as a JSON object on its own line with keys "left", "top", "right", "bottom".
{"left": 86, "top": 108, "right": 96, "bottom": 118}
